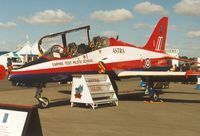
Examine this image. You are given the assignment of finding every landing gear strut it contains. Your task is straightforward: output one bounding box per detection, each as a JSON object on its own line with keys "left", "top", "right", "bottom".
{"left": 145, "top": 80, "right": 161, "bottom": 102}
{"left": 35, "top": 85, "right": 49, "bottom": 108}
{"left": 148, "top": 88, "right": 160, "bottom": 101}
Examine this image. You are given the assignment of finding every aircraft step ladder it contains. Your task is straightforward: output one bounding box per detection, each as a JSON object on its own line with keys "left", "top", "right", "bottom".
{"left": 70, "top": 74, "right": 118, "bottom": 109}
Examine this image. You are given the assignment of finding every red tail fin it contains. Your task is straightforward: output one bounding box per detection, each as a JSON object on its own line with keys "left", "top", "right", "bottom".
{"left": 143, "top": 17, "right": 168, "bottom": 53}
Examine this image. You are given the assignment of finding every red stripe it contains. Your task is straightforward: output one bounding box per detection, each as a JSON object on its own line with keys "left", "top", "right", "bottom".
{"left": 11, "top": 58, "right": 169, "bottom": 75}
{"left": 0, "top": 103, "right": 33, "bottom": 109}
{"left": 186, "top": 70, "right": 200, "bottom": 76}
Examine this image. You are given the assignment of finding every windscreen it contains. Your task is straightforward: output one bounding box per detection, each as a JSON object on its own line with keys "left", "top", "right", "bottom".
{"left": 38, "top": 26, "right": 90, "bottom": 56}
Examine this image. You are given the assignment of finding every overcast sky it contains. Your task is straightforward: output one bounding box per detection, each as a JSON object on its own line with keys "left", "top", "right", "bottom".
{"left": 0, "top": 0, "right": 200, "bottom": 57}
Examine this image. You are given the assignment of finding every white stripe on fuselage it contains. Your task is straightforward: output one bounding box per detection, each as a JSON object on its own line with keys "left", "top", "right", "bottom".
{"left": 13, "top": 46, "right": 167, "bottom": 72}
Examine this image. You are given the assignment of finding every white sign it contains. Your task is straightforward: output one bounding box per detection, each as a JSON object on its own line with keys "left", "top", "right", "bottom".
{"left": 0, "top": 109, "right": 28, "bottom": 136}
{"left": 198, "top": 58, "right": 200, "bottom": 67}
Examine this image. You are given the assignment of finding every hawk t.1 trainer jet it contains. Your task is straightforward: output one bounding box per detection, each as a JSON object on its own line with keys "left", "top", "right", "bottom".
{"left": 8, "top": 17, "right": 200, "bottom": 107}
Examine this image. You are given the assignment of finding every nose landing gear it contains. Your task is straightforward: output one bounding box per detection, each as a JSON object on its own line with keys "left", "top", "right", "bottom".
{"left": 35, "top": 86, "right": 49, "bottom": 108}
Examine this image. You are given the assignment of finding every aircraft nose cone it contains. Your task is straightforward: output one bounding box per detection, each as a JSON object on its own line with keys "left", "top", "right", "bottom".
{"left": 0, "top": 65, "right": 6, "bottom": 80}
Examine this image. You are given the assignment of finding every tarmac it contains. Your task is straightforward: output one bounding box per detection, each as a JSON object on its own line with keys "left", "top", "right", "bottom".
{"left": 0, "top": 77, "right": 200, "bottom": 136}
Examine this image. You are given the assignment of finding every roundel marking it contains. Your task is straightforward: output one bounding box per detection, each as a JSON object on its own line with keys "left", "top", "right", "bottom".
{"left": 145, "top": 58, "right": 151, "bottom": 69}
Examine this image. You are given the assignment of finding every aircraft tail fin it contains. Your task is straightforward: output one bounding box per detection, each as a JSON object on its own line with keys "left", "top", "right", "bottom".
{"left": 143, "top": 17, "right": 168, "bottom": 53}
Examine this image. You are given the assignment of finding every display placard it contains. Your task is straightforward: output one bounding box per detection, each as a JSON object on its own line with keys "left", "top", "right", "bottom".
{"left": 0, "top": 109, "right": 27, "bottom": 136}
{"left": 0, "top": 104, "right": 43, "bottom": 136}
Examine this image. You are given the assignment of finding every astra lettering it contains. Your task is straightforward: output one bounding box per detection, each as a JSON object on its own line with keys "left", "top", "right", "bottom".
{"left": 113, "top": 48, "right": 125, "bottom": 54}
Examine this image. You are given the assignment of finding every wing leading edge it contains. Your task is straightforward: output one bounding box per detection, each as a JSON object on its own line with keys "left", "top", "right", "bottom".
{"left": 118, "top": 70, "right": 200, "bottom": 77}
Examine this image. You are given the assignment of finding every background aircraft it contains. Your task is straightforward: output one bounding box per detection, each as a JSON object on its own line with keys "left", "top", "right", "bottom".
{"left": 8, "top": 17, "right": 200, "bottom": 108}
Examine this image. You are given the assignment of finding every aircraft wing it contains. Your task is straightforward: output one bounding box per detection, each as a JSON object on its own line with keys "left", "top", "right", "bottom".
{"left": 118, "top": 70, "right": 200, "bottom": 77}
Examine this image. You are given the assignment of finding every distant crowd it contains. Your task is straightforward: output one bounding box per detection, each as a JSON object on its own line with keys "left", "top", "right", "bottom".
{"left": 169, "top": 62, "right": 199, "bottom": 84}
{"left": 170, "top": 63, "right": 198, "bottom": 72}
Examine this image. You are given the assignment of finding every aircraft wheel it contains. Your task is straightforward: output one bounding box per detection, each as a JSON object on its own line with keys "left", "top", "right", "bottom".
{"left": 152, "top": 91, "right": 159, "bottom": 101}
{"left": 39, "top": 97, "right": 49, "bottom": 108}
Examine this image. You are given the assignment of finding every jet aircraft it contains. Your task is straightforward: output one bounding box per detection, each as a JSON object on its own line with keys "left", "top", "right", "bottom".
{"left": 8, "top": 17, "right": 200, "bottom": 108}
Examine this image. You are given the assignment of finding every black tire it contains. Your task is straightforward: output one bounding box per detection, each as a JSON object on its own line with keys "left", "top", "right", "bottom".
{"left": 39, "top": 97, "right": 49, "bottom": 108}
{"left": 152, "top": 90, "right": 159, "bottom": 101}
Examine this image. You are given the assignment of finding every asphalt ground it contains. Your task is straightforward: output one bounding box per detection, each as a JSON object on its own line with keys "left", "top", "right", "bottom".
{"left": 0, "top": 78, "right": 200, "bottom": 136}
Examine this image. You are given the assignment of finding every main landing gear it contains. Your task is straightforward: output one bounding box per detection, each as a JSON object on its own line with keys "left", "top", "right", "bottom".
{"left": 145, "top": 80, "right": 162, "bottom": 102}
{"left": 35, "top": 85, "right": 49, "bottom": 108}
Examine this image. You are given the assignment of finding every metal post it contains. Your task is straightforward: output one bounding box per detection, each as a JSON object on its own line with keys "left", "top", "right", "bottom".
{"left": 196, "top": 58, "right": 200, "bottom": 90}
{"left": 197, "top": 76, "right": 200, "bottom": 90}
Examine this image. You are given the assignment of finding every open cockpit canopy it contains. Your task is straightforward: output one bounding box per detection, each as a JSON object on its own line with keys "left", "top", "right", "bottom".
{"left": 37, "top": 25, "right": 135, "bottom": 60}
{"left": 38, "top": 25, "right": 91, "bottom": 59}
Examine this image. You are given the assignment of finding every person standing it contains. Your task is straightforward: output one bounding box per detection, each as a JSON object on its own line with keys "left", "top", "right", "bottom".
{"left": 190, "top": 62, "right": 198, "bottom": 72}
{"left": 7, "top": 58, "right": 12, "bottom": 75}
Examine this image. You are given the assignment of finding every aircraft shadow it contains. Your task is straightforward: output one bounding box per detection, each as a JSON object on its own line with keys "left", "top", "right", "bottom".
{"left": 35, "top": 89, "right": 200, "bottom": 108}
{"left": 118, "top": 92, "right": 145, "bottom": 101}
{"left": 162, "top": 98, "right": 200, "bottom": 104}
{"left": 162, "top": 91, "right": 200, "bottom": 95}
{"left": 58, "top": 90, "right": 71, "bottom": 95}
{"left": 117, "top": 91, "right": 200, "bottom": 104}
{"left": 35, "top": 99, "right": 71, "bottom": 109}
{"left": 48, "top": 99, "right": 71, "bottom": 108}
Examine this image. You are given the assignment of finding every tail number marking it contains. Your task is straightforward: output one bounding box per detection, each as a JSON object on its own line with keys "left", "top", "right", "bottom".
{"left": 156, "top": 36, "right": 163, "bottom": 51}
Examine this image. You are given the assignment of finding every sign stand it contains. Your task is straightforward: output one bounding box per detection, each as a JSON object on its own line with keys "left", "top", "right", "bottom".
{"left": 71, "top": 74, "right": 118, "bottom": 109}
{"left": 197, "top": 58, "right": 200, "bottom": 90}
{"left": 197, "top": 76, "right": 200, "bottom": 90}
{"left": 0, "top": 104, "right": 43, "bottom": 136}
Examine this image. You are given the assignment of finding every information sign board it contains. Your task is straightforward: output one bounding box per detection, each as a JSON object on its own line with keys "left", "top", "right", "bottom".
{"left": 0, "top": 104, "right": 42, "bottom": 136}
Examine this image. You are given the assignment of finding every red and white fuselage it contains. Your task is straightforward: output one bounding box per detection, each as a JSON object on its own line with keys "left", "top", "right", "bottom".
{"left": 8, "top": 17, "right": 175, "bottom": 86}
